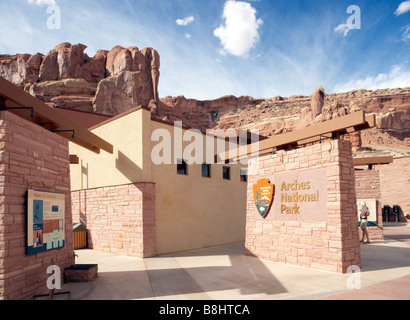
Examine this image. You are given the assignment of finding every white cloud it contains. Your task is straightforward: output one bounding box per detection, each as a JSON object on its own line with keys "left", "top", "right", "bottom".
{"left": 214, "top": 0, "right": 263, "bottom": 57}
{"left": 333, "top": 64, "right": 410, "bottom": 93}
{"left": 176, "top": 16, "right": 194, "bottom": 26}
{"left": 395, "top": 1, "right": 410, "bottom": 16}
{"left": 401, "top": 24, "right": 410, "bottom": 42}
{"left": 185, "top": 33, "right": 192, "bottom": 39}
{"left": 27, "top": 0, "right": 56, "bottom": 5}
{"left": 251, "top": 53, "right": 261, "bottom": 61}
{"left": 334, "top": 24, "right": 352, "bottom": 37}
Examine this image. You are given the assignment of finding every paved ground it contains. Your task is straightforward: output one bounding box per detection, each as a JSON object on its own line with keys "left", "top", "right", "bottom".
{"left": 42, "top": 223, "right": 410, "bottom": 300}
{"left": 321, "top": 222, "right": 410, "bottom": 300}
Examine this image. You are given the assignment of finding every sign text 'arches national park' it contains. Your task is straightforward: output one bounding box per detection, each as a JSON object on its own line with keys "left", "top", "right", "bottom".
{"left": 254, "top": 169, "right": 327, "bottom": 221}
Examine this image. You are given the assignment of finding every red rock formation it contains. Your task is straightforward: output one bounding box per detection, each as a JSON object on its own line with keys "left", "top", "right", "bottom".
{"left": 159, "top": 95, "right": 263, "bottom": 132}
{"left": 311, "top": 86, "right": 325, "bottom": 117}
{"left": 0, "top": 54, "right": 38, "bottom": 85}
{"left": 92, "top": 45, "right": 160, "bottom": 115}
{"left": 0, "top": 43, "right": 160, "bottom": 115}
{"left": 1, "top": 43, "right": 408, "bottom": 155}
{"left": 35, "top": 43, "right": 106, "bottom": 83}
{"left": 159, "top": 87, "right": 410, "bottom": 155}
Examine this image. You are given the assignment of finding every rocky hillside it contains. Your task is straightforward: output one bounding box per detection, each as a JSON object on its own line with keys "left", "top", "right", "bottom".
{"left": 1, "top": 43, "right": 409, "bottom": 157}
{"left": 159, "top": 87, "right": 410, "bottom": 156}
{"left": 0, "top": 42, "right": 160, "bottom": 116}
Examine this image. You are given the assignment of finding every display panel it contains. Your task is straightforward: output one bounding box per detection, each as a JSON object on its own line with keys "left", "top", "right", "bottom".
{"left": 27, "top": 190, "right": 65, "bottom": 255}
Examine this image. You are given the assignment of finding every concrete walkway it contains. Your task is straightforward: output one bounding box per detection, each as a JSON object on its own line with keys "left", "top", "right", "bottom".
{"left": 321, "top": 222, "right": 410, "bottom": 300}
{"left": 43, "top": 223, "right": 410, "bottom": 300}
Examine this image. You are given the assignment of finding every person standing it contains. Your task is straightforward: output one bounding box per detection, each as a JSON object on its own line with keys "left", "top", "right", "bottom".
{"left": 360, "top": 201, "right": 371, "bottom": 244}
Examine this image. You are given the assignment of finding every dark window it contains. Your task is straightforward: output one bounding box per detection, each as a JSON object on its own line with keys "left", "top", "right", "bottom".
{"left": 240, "top": 168, "right": 248, "bottom": 182}
{"left": 202, "top": 164, "right": 211, "bottom": 178}
{"left": 177, "top": 160, "right": 188, "bottom": 175}
{"left": 223, "top": 167, "right": 231, "bottom": 180}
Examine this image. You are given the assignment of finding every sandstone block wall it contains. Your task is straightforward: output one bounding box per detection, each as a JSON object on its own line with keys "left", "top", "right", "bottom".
{"left": 246, "top": 140, "right": 360, "bottom": 273}
{"left": 378, "top": 157, "right": 410, "bottom": 222}
{"left": 354, "top": 170, "right": 384, "bottom": 240}
{"left": 71, "top": 183, "right": 155, "bottom": 258}
{"left": 0, "top": 111, "right": 73, "bottom": 300}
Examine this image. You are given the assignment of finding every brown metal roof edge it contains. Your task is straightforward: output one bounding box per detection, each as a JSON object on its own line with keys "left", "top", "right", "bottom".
{"left": 53, "top": 106, "right": 113, "bottom": 118}
{"left": 88, "top": 105, "right": 151, "bottom": 131}
{"left": 0, "top": 77, "right": 113, "bottom": 154}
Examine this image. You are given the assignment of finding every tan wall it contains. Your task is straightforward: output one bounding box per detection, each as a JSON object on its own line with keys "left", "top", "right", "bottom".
{"left": 70, "top": 108, "right": 152, "bottom": 191}
{"left": 150, "top": 120, "right": 247, "bottom": 255}
{"left": 69, "top": 108, "right": 248, "bottom": 256}
{"left": 0, "top": 111, "right": 73, "bottom": 300}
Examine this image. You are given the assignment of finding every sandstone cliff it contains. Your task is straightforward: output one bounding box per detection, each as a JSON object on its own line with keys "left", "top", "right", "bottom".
{"left": 1, "top": 43, "right": 409, "bottom": 156}
{"left": 159, "top": 87, "right": 410, "bottom": 156}
{"left": 0, "top": 42, "right": 160, "bottom": 116}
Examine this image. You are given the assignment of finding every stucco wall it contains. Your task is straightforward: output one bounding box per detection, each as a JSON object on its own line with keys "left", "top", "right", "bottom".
{"left": 152, "top": 162, "right": 247, "bottom": 255}
{"left": 69, "top": 107, "right": 152, "bottom": 191}
{"left": 149, "top": 119, "right": 248, "bottom": 255}
{"left": 69, "top": 107, "right": 248, "bottom": 256}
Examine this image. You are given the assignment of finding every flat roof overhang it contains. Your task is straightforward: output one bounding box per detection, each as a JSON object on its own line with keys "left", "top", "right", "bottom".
{"left": 219, "top": 110, "right": 376, "bottom": 162}
{"left": 0, "top": 77, "right": 113, "bottom": 154}
{"left": 353, "top": 156, "right": 393, "bottom": 167}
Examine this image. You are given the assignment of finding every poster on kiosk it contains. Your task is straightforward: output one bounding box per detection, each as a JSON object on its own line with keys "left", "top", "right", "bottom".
{"left": 27, "top": 190, "right": 65, "bottom": 255}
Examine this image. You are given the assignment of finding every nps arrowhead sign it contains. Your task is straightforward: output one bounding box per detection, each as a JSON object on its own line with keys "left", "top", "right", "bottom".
{"left": 253, "top": 179, "right": 274, "bottom": 218}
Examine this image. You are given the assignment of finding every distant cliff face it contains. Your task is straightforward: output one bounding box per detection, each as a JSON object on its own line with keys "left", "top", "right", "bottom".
{"left": 1, "top": 43, "right": 409, "bottom": 156}
{"left": 158, "top": 87, "right": 410, "bottom": 156}
{"left": 0, "top": 42, "right": 160, "bottom": 116}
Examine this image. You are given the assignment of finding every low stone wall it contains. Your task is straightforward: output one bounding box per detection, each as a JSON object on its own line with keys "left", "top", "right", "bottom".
{"left": 0, "top": 111, "right": 73, "bottom": 300}
{"left": 71, "top": 183, "right": 156, "bottom": 258}
{"left": 64, "top": 264, "right": 98, "bottom": 283}
{"left": 246, "top": 140, "right": 361, "bottom": 274}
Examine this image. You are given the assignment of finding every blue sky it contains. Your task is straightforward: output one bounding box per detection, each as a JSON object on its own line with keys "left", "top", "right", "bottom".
{"left": 0, "top": 0, "right": 409, "bottom": 100}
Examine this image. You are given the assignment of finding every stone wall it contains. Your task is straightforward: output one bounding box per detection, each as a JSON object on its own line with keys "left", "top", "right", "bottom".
{"left": 354, "top": 170, "right": 384, "bottom": 240}
{"left": 378, "top": 156, "right": 410, "bottom": 222}
{"left": 71, "top": 183, "right": 155, "bottom": 258}
{"left": 0, "top": 111, "right": 73, "bottom": 300}
{"left": 246, "top": 140, "right": 360, "bottom": 274}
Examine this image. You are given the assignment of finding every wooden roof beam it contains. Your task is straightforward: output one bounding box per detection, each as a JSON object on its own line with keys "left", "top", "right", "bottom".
{"left": 353, "top": 156, "right": 393, "bottom": 167}
{"left": 220, "top": 111, "right": 374, "bottom": 162}
{"left": 0, "top": 77, "right": 113, "bottom": 154}
{"left": 297, "top": 114, "right": 376, "bottom": 146}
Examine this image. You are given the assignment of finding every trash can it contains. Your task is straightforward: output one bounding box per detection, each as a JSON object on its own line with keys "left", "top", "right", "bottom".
{"left": 73, "top": 223, "right": 87, "bottom": 249}
{"left": 383, "top": 205, "right": 390, "bottom": 223}
{"left": 393, "top": 205, "right": 400, "bottom": 223}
